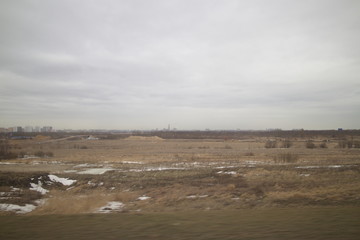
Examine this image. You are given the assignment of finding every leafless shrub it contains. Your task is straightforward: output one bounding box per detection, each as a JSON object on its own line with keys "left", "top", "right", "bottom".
{"left": 319, "top": 141, "right": 328, "bottom": 148}
{"left": 281, "top": 139, "right": 293, "bottom": 148}
{"left": 305, "top": 140, "right": 316, "bottom": 149}
{"left": 244, "top": 152, "right": 255, "bottom": 156}
{"left": 34, "top": 151, "right": 45, "bottom": 157}
{"left": 338, "top": 140, "right": 347, "bottom": 148}
{"left": 0, "top": 139, "right": 17, "bottom": 160}
{"left": 353, "top": 141, "right": 360, "bottom": 148}
{"left": 273, "top": 153, "right": 299, "bottom": 163}
{"left": 265, "top": 140, "right": 277, "bottom": 148}
{"left": 45, "top": 152, "right": 54, "bottom": 157}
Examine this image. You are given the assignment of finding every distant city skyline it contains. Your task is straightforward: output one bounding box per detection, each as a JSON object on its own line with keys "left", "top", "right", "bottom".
{"left": 1, "top": 1, "right": 359, "bottom": 130}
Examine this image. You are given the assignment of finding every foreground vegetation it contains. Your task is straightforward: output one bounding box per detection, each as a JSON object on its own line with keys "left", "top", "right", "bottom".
{"left": 1, "top": 207, "right": 360, "bottom": 239}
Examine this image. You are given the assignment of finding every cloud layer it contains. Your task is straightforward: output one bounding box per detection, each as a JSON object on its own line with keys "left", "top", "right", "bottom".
{"left": 1, "top": 0, "right": 360, "bottom": 130}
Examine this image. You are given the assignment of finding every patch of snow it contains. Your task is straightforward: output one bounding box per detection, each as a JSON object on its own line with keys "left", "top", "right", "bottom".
{"left": 127, "top": 167, "right": 185, "bottom": 172}
{"left": 48, "top": 174, "right": 76, "bottom": 186}
{"left": 328, "top": 165, "right": 343, "bottom": 168}
{"left": 66, "top": 186, "right": 75, "bottom": 191}
{"left": 296, "top": 165, "right": 347, "bottom": 169}
{"left": 0, "top": 203, "right": 36, "bottom": 214}
{"left": 186, "top": 195, "right": 208, "bottom": 199}
{"left": 217, "top": 171, "right": 237, "bottom": 175}
{"left": 0, "top": 162, "right": 16, "bottom": 165}
{"left": 88, "top": 181, "right": 102, "bottom": 187}
{"left": 295, "top": 166, "right": 320, "bottom": 169}
{"left": 199, "top": 195, "right": 208, "bottom": 198}
{"left": 245, "top": 160, "right": 264, "bottom": 165}
{"left": 121, "top": 161, "right": 143, "bottom": 164}
{"left": 97, "top": 201, "right": 124, "bottom": 213}
{"left": 11, "top": 187, "right": 21, "bottom": 192}
{"left": 215, "top": 166, "right": 236, "bottom": 169}
{"left": 77, "top": 168, "right": 114, "bottom": 175}
{"left": 63, "top": 170, "right": 77, "bottom": 173}
{"left": 34, "top": 198, "right": 47, "bottom": 206}
{"left": 74, "top": 163, "right": 101, "bottom": 168}
{"left": 30, "top": 181, "right": 49, "bottom": 195}
{"left": 145, "top": 167, "right": 185, "bottom": 171}
{"left": 186, "top": 195, "right": 197, "bottom": 199}
{"left": 300, "top": 174, "right": 311, "bottom": 177}
{"left": 137, "top": 196, "right": 151, "bottom": 201}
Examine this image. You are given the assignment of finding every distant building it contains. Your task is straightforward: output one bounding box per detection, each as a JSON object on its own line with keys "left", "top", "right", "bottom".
{"left": 24, "top": 126, "right": 33, "bottom": 132}
{"left": 41, "top": 126, "right": 53, "bottom": 132}
{"left": 15, "top": 126, "right": 23, "bottom": 132}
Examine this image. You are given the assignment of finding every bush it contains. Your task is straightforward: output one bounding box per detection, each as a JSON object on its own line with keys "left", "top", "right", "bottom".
{"left": 18, "top": 151, "right": 27, "bottom": 158}
{"left": 281, "top": 139, "right": 292, "bottom": 148}
{"left": 354, "top": 141, "right": 360, "bottom": 148}
{"left": 338, "top": 140, "right": 349, "bottom": 148}
{"left": 0, "top": 139, "right": 17, "bottom": 160}
{"left": 305, "top": 140, "right": 316, "bottom": 149}
{"left": 265, "top": 140, "right": 277, "bottom": 148}
{"left": 319, "top": 141, "right": 328, "bottom": 148}
{"left": 244, "top": 152, "right": 255, "bottom": 156}
{"left": 45, "top": 152, "right": 54, "bottom": 157}
{"left": 273, "top": 153, "right": 299, "bottom": 163}
{"left": 34, "top": 151, "right": 45, "bottom": 157}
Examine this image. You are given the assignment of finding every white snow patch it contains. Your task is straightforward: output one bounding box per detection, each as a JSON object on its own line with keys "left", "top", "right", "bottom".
{"left": 77, "top": 168, "right": 114, "bottom": 175}
{"left": 186, "top": 195, "right": 197, "bottom": 199}
{"left": 11, "top": 187, "right": 21, "bottom": 192}
{"left": 30, "top": 181, "right": 49, "bottom": 195}
{"left": 217, "top": 171, "right": 237, "bottom": 175}
{"left": 63, "top": 170, "right": 77, "bottom": 173}
{"left": 97, "top": 201, "right": 124, "bottom": 213}
{"left": 215, "top": 166, "right": 236, "bottom": 169}
{"left": 121, "top": 161, "right": 143, "bottom": 164}
{"left": 328, "top": 165, "right": 344, "bottom": 168}
{"left": 186, "top": 195, "right": 208, "bottom": 199}
{"left": 296, "top": 165, "right": 346, "bottom": 169}
{"left": 74, "top": 163, "right": 101, "bottom": 168}
{"left": 48, "top": 175, "right": 76, "bottom": 186}
{"left": 300, "top": 174, "right": 311, "bottom": 177}
{"left": 128, "top": 167, "right": 186, "bottom": 172}
{"left": 0, "top": 203, "right": 36, "bottom": 214}
{"left": 145, "top": 167, "right": 185, "bottom": 171}
{"left": 137, "top": 196, "right": 151, "bottom": 201}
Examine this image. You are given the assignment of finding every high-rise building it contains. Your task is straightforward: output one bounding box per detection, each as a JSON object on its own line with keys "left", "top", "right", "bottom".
{"left": 24, "top": 126, "right": 33, "bottom": 132}
{"left": 41, "top": 126, "right": 53, "bottom": 132}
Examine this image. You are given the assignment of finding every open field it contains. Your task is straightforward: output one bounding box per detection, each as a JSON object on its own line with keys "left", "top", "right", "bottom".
{"left": 1, "top": 131, "right": 360, "bottom": 238}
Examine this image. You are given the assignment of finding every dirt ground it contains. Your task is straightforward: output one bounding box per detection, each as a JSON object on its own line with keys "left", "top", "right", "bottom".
{"left": 1, "top": 132, "right": 360, "bottom": 215}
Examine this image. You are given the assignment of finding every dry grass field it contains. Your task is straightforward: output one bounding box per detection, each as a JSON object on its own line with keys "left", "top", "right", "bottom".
{"left": 1, "top": 131, "right": 360, "bottom": 239}
{"left": 1, "top": 131, "right": 360, "bottom": 215}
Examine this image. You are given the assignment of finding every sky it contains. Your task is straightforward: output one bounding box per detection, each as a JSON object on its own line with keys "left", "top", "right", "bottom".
{"left": 1, "top": 0, "right": 359, "bottom": 130}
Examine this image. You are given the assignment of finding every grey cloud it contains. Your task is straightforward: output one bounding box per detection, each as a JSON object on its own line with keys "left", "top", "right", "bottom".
{"left": 1, "top": 0, "right": 359, "bottom": 129}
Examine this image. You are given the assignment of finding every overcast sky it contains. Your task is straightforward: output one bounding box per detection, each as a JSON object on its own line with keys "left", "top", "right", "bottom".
{"left": 1, "top": 0, "right": 359, "bottom": 130}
